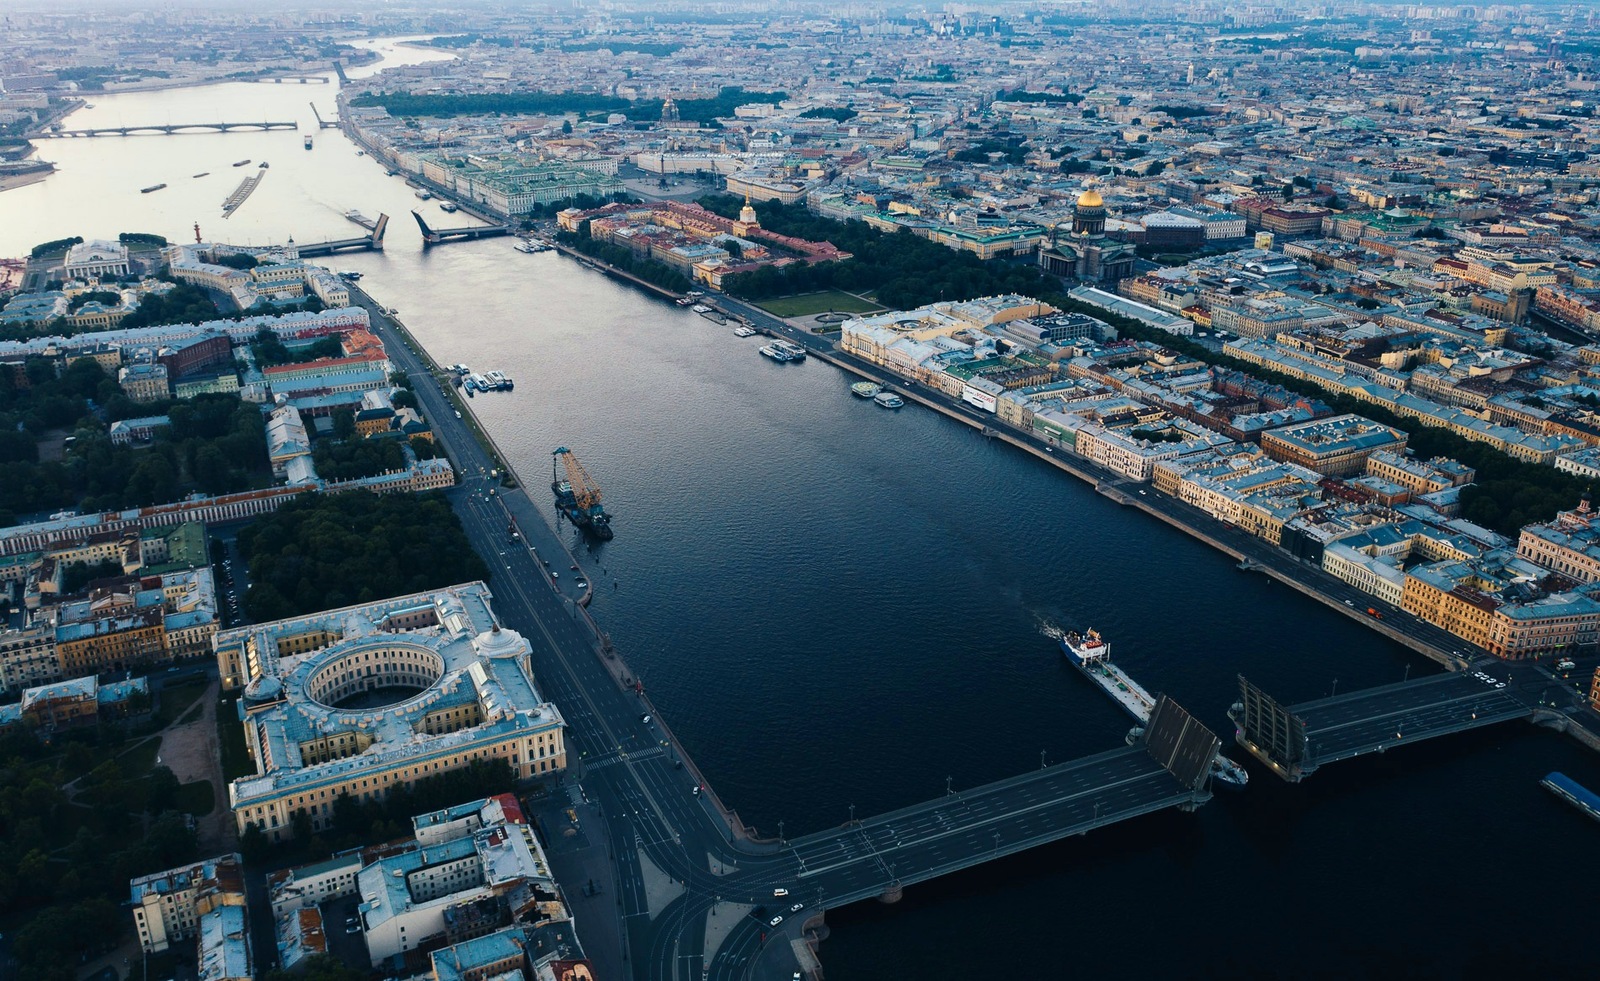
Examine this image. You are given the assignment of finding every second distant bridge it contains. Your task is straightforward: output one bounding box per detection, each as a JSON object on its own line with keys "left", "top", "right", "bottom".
{"left": 42, "top": 121, "right": 299, "bottom": 138}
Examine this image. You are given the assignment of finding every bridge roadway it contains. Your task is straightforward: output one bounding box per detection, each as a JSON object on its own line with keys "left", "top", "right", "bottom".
{"left": 411, "top": 209, "right": 511, "bottom": 244}
{"left": 295, "top": 215, "right": 388, "bottom": 257}
{"left": 1235, "top": 670, "right": 1535, "bottom": 781}
{"left": 354, "top": 290, "right": 1214, "bottom": 980}
{"left": 1296, "top": 672, "right": 1531, "bottom": 765}
{"left": 41, "top": 120, "right": 298, "bottom": 138}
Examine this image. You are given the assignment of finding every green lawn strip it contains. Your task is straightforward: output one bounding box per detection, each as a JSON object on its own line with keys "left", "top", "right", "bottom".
{"left": 217, "top": 696, "right": 254, "bottom": 783}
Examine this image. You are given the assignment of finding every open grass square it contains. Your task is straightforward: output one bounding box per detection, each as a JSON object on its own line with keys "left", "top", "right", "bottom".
{"left": 755, "top": 290, "right": 884, "bottom": 318}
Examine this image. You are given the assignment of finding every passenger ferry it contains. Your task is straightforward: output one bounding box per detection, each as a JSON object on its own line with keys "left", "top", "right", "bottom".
{"left": 770, "top": 339, "right": 807, "bottom": 361}
{"left": 733, "top": 325, "right": 758, "bottom": 338}
{"left": 874, "top": 391, "right": 904, "bottom": 409}
{"left": 759, "top": 344, "right": 796, "bottom": 363}
{"left": 304, "top": 135, "right": 313, "bottom": 150}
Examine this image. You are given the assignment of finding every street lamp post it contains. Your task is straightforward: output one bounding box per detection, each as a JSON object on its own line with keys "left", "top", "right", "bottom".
{"left": 945, "top": 775, "right": 953, "bottom": 797}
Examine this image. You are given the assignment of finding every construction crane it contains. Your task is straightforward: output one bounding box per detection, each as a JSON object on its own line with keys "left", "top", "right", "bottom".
{"left": 551, "top": 447, "right": 613, "bottom": 540}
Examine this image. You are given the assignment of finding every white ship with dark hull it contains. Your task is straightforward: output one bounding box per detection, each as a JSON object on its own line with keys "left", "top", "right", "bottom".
{"left": 1060, "top": 629, "right": 1248, "bottom": 789}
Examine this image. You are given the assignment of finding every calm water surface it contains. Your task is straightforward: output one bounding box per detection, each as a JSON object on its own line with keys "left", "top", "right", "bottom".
{"left": 2, "top": 48, "right": 1596, "bottom": 977}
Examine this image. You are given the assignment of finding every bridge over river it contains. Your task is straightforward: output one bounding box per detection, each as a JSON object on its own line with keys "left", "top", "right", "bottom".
{"left": 617, "top": 695, "right": 1220, "bottom": 979}
{"left": 1231, "top": 671, "right": 1536, "bottom": 782}
{"left": 41, "top": 120, "right": 298, "bottom": 138}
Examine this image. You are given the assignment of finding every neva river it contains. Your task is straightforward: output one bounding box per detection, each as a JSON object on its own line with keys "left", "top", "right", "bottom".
{"left": 4, "top": 42, "right": 1598, "bottom": 978}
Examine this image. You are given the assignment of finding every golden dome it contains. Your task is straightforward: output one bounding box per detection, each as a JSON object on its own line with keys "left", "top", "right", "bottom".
{"left": 1076, "top": 187, "right": 1104, "bottom": 208}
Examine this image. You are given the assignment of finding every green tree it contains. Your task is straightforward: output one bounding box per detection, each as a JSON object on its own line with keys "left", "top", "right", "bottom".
{"left": 331, "top": 406, "right": 356, "bottom": 440}
{"left": 145, "top": 765, "right": 181, "bottom": 813}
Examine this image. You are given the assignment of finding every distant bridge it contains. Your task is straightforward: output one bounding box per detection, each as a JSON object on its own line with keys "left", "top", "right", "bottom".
{"left": 411, "top": 210, "right": 512, "bottom": 246}
{"left": 309, "top": 102, "right": 339, "bottom": 130}
{"left": 41, "top": 121, "right": 299, "bottom": 138}
{"left": 254, "top": 76, "right": 330, "bottom": 84}
{"left": 295, "top": 214, "right": 389, "bottom": 257}
{"left": 1230, "top": 672, "right": 1534, "bottom": 782}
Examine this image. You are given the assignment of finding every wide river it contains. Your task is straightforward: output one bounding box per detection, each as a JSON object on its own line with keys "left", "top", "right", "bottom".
{"left": 4, "top": 40, "right": 1597, "bottom": 978}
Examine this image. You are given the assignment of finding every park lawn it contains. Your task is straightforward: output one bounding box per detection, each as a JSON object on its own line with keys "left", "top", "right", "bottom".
{"left": 157, "top": 679, "right": 207, "bottom": 724}
{"left": 755, "top": 290, "right": 884, "bottom": 318}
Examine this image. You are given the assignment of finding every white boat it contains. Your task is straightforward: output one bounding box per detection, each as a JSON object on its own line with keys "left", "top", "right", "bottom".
{"left": 759, "top": 344, "right": 794, "bottom": 363}
{"left": 513, "top": 240, "right": 537, "bottom": 254}
{"left": 1062, "top": 629, "right": 1247, "bottom": 789}
{"left": 733, "top": 326, "right": 758, "bottom": 338}
{"left": 874, "top": 391, "right": 904, "bottom": 409}
{"left": 770, "top": 339, "right": 807, "bottom": 361}
{"left": 691, "top": 304, "right": 711, "bottom": 313}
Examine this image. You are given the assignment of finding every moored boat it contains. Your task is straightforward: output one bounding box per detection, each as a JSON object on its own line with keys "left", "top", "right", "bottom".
{"left": 770, "top": 339, "right": 807, "bottom": 361}
{"left": 852, "top": 381, "right": 883, "bottom": 398}
{"left": 874, "top": 391, "right": 904, "bottom": 409}
{"left": 733, "top": 326, "right": 758, "bottom": 337}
